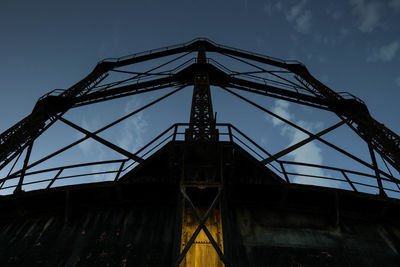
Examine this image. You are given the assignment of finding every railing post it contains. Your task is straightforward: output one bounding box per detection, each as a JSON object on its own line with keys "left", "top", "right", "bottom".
{"left": 114, "top": 161, "right": 126, "bottom": 182}
{"left": 228, "top": 124, "right": 233, "bottom": 142}
{"left": 47, "top": 168, "right": 64, "bottom": 189}
{"left": 341, "top": 171, "right": 358, "bottom": 192}
{"left": 14, "top": 141, "right": 34, "bottom": 194}
{"left": 173, "top": 124, "right": 178, "bottom": 141}
{"left": 368, "top": 144, "right": 387, "bottom": 196}
{"left": 280, "top": 162, "right": 290, "bottom": 183}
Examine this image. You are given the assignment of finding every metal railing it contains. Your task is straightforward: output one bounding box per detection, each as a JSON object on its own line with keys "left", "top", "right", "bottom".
{"left": 1, "top": 122, "right": 399, "bottom": 197}
{"left": 98, "top": 38, "right": 304, "bottom": 66}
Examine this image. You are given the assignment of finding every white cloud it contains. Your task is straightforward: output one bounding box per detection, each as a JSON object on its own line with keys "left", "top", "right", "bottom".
{"left": 263, "top": 1, "right": 312, "bottom": 33}
{"left": 77, "top": 118, "right": 93, "bottom": 154}
{"left": 77, "top": 118, "right": 104, "bottom": 157}
{"left": 76, "top": 98, "right": 148, "bottom": 182}
{"left": 267, "top": 100, "right": 341, "bottom": 188}
{"left": 286, "top": 0, "right": 307, "bottom": 21}
{"left": 118, "top": 98, "right": 148, "bottom": 153}
{"left": 295, "top": 10, "right": 312, "bottom": 33}
{"left": 275, "top": 1, "right": 282, "bottom": 11}
{"left": 389, "top": 0, "right": 400, "bottom": 11}
{"left": 285, "top": 121, "right": 325, "bottom": 186}
{"left": 349, "top": 0, "right": 381, "bottom": 33}
{"left": 286, "top": 0, "right": 312, "bottom": 34}
{"left": 91, "top": 165, "right": 114, "bottom": 181}
{"left": 367, "top": 41, "right": 399, "bottom": 62}
{"left": 76, "top": 117, "right": 114, "bottom": 181}
{"left": 269, "top": 99, "right": 293, "bottom": 126}
{"left": 261, "top": 137, "right": 269, "bottom": 147}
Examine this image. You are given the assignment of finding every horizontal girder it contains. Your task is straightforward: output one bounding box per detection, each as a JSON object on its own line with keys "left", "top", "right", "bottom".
{"left": 1, "top": 38, "right": 399, "bottom": 177}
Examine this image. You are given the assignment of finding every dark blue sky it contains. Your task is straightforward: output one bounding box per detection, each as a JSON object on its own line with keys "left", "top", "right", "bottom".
{"left": 0, "top": 0, "right": 399, "bottom": 194}
{"left": 1, "top": 0, "right": 399, "bottom": 130}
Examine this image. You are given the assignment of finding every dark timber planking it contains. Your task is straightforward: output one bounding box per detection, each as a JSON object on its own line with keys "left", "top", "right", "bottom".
{"left": 0, "top": 142, "right": 399, "bottom": 266}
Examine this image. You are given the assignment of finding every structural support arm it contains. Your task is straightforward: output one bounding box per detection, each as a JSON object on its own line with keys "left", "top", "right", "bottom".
{"left": 1, "top": 38, "right": 399, "bottom": 176}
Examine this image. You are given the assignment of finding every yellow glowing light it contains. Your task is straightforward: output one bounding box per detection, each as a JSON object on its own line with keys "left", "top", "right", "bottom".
{"left": 180, "top": 207, "right": 224, "bottom": 267}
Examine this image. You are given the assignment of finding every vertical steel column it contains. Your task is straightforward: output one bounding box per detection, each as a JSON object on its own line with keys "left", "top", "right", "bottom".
{"left": 185, "top": 46, "right": 217, "bottom": 141}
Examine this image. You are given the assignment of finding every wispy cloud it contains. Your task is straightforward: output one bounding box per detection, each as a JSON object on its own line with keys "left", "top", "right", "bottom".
{"left": 331, "top": 10, "right": 343, "bottom": 20}
{"left": 263, "top": 1, "right": 282, "bottom": 16}
{"left": 77, "top": 118, "right": 94, "bottom": 155}
{"left": 77, "top": 117, "right": 105, "bottom": 158}
{"left": 76, "top": 97, "right": 148, "bottom": 181}
{"left": 269, "top": 99, "right": 292, "bottom": 126}
{"left": 339, "top": 27, "right": 350, "bottom": 38}
{"left": 389, "top": 0, "right": 400, "bottom": 11}
{"left": 286, "top": 0, "right": 312, "bottom": 33}
{"left": 76, "top": 117, "right": 114, "bottom": 181}
{"left": 395, "top": 77, "right": 400, "bottom": 87}
{"left": 285, "top": 120, "right": 335, "bottom": 187}
{"left": 97, "top": 20, "right": 121, "bottom": 56}
{"left": 263, "top": 0, "right": 312, "bottom": 34}
{"left": 118, "top": 98, "right": 148, "bottom": 153}
{"left": 349, "top": 0, "right": 381, "bottom": 33}
{"left": 267, "top": 100, "right": 340, "bottom": 188}
{"left": 367, "top": 40, "right": 399, "bottom": 62}
{"left": 313, "top": 27, "right": 351, "bottom": 47}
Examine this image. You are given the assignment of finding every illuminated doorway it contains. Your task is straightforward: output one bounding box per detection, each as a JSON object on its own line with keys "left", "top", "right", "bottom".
{"left": 177, "top": 186, "right": 225, "bottom": 266}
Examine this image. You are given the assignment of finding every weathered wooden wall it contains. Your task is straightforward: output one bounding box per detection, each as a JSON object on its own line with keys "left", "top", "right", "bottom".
{"left": 0, "top": 141, "right": 399, "bottom": 266}
{"left": 0, "top": 184, "right": 181, "bottom": 266}
{"left": 223, "top": 183, "right": 400, "bottom": 267}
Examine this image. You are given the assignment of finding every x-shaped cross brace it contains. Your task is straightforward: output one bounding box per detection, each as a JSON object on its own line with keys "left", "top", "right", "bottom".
{"left": 175, "top": 185, "right": 227, "bottom": 266}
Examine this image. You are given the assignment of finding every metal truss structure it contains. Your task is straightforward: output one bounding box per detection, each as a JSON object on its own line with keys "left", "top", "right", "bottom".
{"left": 0, "top": 38, "right": 399, "bottom": 200}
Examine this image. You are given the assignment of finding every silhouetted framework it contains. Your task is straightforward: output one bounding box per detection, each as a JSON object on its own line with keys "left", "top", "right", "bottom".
{"left": 1, "top": 38, "right": 399, "bottom": 191}
{"left": 185, "top": 46, "right": 218, "bottom": 141}
{"left": 1, "top": 38, "right": 400, "bottom": 265}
